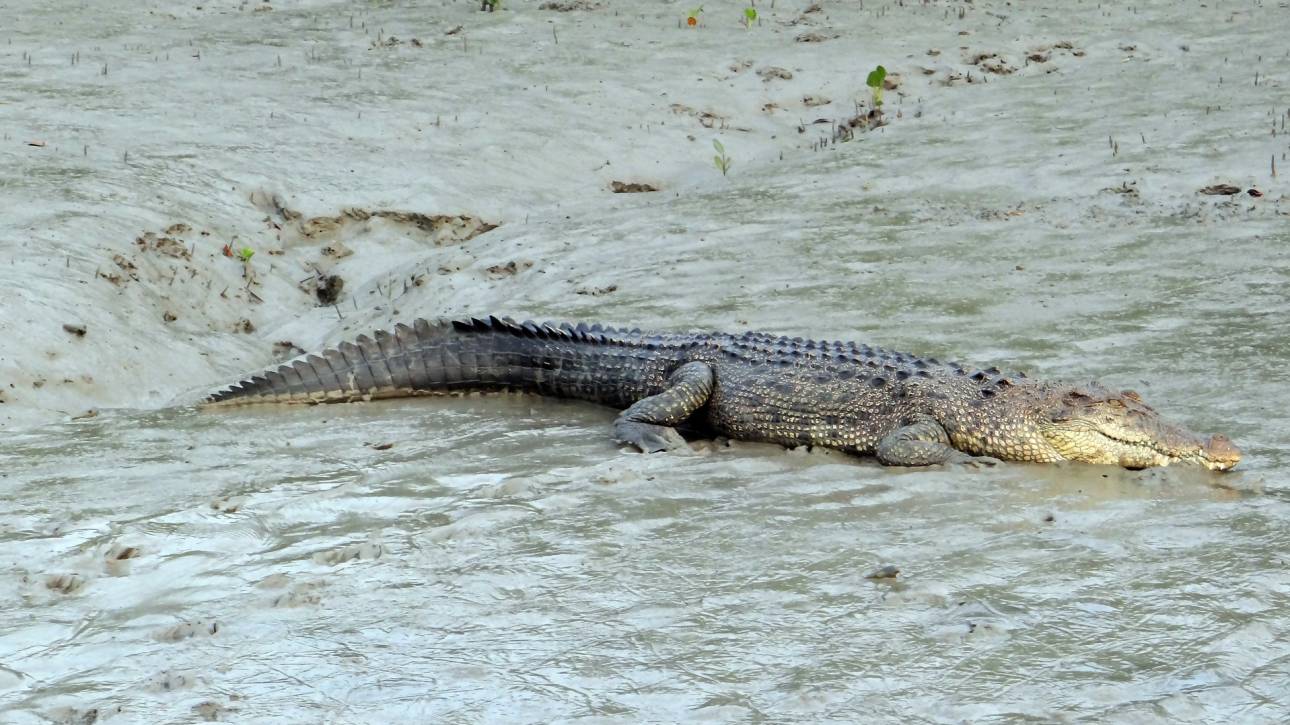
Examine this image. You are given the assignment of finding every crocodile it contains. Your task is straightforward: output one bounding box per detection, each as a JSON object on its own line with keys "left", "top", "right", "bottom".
{"left": 205, "top": 316, "right": 1241, "bottom": 471}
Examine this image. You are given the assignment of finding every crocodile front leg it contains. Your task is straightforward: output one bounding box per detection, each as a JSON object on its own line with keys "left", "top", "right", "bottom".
{"left": 876, "top": 419, "right": 1000, "bottom": 467}
{"left": 614, "top": 361, "right": 714, "bottom": 453}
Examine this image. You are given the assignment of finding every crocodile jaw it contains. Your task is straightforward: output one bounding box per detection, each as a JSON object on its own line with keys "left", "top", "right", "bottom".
{"left": 1033, "top": 383, "right": 1241, "bottom": 471}
{"left": 1038, "top": 415, "right": 1241, "bottom": 471}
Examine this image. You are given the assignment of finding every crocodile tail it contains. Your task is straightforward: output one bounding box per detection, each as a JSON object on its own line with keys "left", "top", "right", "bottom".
{"left": 202, "top": 315, "right": 659, "bottom": 407}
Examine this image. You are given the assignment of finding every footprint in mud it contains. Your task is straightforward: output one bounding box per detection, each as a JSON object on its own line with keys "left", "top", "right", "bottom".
{"left": 103, "top": 544, "right": 141, "bottom": 577}
{"left": 45, "top": 705, "right": 124, "bottom": 725}
{"left": 610, "top": 180, "right": 658, "bottom": 193}
{"left": 257, "top": 572, "right": 326, "bottom": 607}
{"left": 154, "top": 619, "right": 221, "bottom": 642}
{"left": 485, "top": 260, "right": 534, "bottom": 278}
{"left": 926, "top": 618, "right": 1011, "bottom": 644}
{"left": 924, "top": 600, "right": 1018, "bottom": 644}
{"left": 209, "top": 496, "right": 246, "bottom": 514}
{"left": 270, "top": 582, "right": 325, "bottom": 608}
{"left": 757, "top": 66, "right": 793, "bottom": 81}
{"left": 144, "top": 669, "right": 200, "bottom": 692}
{"left": 193, "top": 700, "right": 235, "bottom": 722}
{"left": 45, "top": 573, "right": 87, "bottom": 595}
{"left": 312, "top": 537, "right": 383, "bottom": 565}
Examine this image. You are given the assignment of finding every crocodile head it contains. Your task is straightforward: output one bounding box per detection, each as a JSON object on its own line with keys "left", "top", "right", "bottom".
{"left": 1036, "top": 383, "right": 1240, "bottom": 471}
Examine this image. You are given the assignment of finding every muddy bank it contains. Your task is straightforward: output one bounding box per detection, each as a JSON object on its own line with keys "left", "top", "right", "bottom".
{"left": 1, "top": 0, "right": 1288, "bottom": 722}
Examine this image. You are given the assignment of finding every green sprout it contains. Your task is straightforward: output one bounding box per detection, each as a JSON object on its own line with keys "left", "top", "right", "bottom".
{"left": 866, "top": 64, "right": 887, "bottom": 107}
{"left": 712, "top": 139, "right": 732, "bottom": 176}
{"left": 237, "top": 246, "right": 255, "bottom": 262}
{"left": 480, "top": 0, "right": 500, "bottom": 11}
{"left": 744, "top": 6, "right": 758, "bottom": 28}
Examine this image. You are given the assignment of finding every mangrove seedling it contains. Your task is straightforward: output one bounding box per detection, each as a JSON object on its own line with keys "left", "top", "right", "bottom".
{"left": 686, "top": 6, "right": 703, "bottom": 26}
{"left": 744, "top": 6, "right": 758, "bottom": 28}
{"left": 237, "top": 246, "right": 255, "bottom": 263}
{"left": 866, "top": 65, "right": 887, "bottom": 107}
{"left": 480, "top": 0, "right": 500, "bottom": 11}
{"left": 713, "top": 139, "right": 732, "bottom": 176}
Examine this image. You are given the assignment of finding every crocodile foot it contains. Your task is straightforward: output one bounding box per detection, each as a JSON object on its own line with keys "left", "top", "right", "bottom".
{"left": 945, "top": 452, "right": 1004, "bottom": 468}
{"left": 615, "top": 421, "right": 689, "bottom": 453}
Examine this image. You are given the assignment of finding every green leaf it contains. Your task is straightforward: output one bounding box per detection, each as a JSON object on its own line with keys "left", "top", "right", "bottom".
{"left": 745, "top": 7, "right": 757, "bottom": 21}
{"left": 713, "top": 139, "right": 724, "bottom": 153}
{"left": 865, "top": 64, "right": 887, "bottom": 89}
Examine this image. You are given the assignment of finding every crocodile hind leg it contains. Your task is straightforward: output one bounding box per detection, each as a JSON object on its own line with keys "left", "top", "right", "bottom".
{"left": 614, "top": 361, "right": 715, "bottom": 453}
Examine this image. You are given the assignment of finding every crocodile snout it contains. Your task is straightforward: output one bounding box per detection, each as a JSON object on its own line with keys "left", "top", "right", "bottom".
{"left": 1203, "top": 434, "right": 1241, "bottom": 471}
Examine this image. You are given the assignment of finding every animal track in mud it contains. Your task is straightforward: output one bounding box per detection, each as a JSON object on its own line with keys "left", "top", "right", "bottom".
{"left": 796, "top": 31, "right": 840, "bottom": 43}
{"left": 757, "top": 66, "right": 794, "bottom": 82}
{"left": 257, "top": 571, "right": 327, "bottom": 607}
{"left": 272, "top": 341, "right": 306, "bottom": 360}
{"left": 313, "top": 539, "right": 383, "bottom": 565}
{"left": 45, "top": 705, "right": 125, "bottom": 724}
{"left": 485, "top": 260, "right": 534, "bottom": 278}
{"left": 310, "top": 531, "right": 381, "bottom": 565}
{"left": 45, "top": 573, "right": 87, "bottom": 594}
{"left": 193, "top": 700, "right": 234, "bottom": 721}
{"left": 154, "top": 619, "right": 221, "bottom": 642}
{"left": 104, "top": 544, "right": 141, "bottom": 576}
{"left": 610, "top": 181, "right": 658, "bottom": 193}
{"left": 144, "top": 669, "right": 200, "bottom": 692}
{"left": 669, "top": 102, "right": 741, "bottom": 131}
{"left": 575, "top": 284, "right": 618, "bottom": 296}
{"left": 209, "top": 496, "right": 246, "bottom": 513}
{"left": 270, "top": 581, "right": 326, "bottom": 608}
{"left": 939, "top": 41, "right": 1085, "bottom": 85}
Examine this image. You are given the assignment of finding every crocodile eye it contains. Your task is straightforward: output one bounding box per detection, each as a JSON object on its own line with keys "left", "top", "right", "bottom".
{"left": 1062, "top": 391, "right": 1093, "bottom": 406}
{"left": 1120, "top": 389, "right": 1142, "bottom": 402}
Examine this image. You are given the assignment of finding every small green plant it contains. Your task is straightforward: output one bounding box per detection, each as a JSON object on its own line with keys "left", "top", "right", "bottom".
{"left": 866, "top": 64, "right": 887, "bottom": 107}
{"left": 480, "top": 0, "right": 500, "bottom": 11}
{"left": 744, "top": 5, "right": 758, "bottom": 28}
{"left": 686, "top": 5, "right": 703, "bottom": 26}
{"left": 236, "top": 246, "right": 255, "bottom": 263}
{"left": 712, "top": 139, "right": 732, "bottom": 176}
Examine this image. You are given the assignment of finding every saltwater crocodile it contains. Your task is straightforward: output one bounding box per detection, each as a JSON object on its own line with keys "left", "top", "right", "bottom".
{"left": 206, "top": 316, "right": 1241, "bottom": 471}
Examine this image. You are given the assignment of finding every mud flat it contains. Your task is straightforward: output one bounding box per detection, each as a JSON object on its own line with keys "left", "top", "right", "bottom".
{"left": 0, "top": 1, "right": 1287, "bottom": 722}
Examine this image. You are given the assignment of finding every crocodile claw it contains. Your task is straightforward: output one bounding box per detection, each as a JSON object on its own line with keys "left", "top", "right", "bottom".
{"left": 615, "top": 422, "right": 689, "bottom": 453}
{"left": 943, "top": 451, "right": 1004, "bottom": 468}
